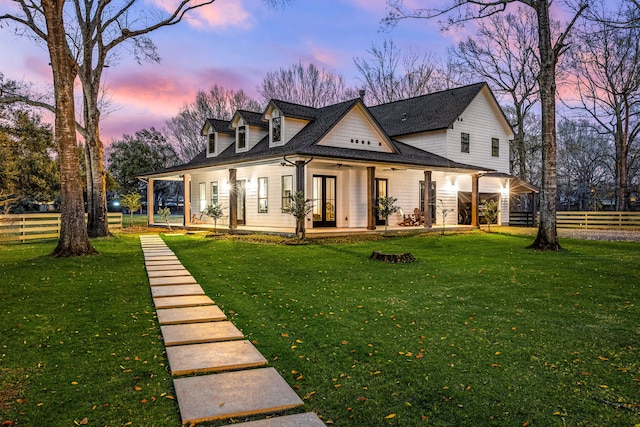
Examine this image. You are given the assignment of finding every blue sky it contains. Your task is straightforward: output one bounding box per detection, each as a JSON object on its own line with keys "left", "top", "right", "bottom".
{"left": 0, "top": 0, "right": 471, "bottom": 140}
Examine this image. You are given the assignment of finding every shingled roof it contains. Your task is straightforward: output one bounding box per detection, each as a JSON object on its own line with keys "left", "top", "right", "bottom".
{"left": 369, "top": 82, "right": 486, "bottom": 137}
{"left": 200, "top": 118, "right": 233, "bottom": 136}
{"left": 141, "top": 83, "right": 497, "bottom": 177}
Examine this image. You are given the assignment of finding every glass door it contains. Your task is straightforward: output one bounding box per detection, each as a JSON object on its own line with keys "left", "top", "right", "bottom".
{"left": 236, "top": 179, "right": 246, "bottom": 225}
{"left": 312, "top": 175, "right": 337, "bottom": 227}
{"left": 375, "top": 178, "right": 388, "bottom": 225}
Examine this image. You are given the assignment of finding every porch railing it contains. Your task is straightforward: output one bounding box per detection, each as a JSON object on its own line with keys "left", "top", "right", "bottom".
{"left": 0, "top": 212, "right": 123, "bottom": 243}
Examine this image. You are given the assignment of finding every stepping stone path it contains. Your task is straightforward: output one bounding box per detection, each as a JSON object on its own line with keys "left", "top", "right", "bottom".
{"left": 139, "top": 235, "right": 324, "bottom": 426}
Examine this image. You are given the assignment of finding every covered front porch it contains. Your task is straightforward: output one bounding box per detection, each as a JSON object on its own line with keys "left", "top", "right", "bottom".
{"left": 141, "top": 157, "right": 513, "bottom": 233}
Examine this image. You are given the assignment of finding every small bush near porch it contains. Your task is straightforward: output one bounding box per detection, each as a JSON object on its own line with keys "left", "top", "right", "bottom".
{"left": 1, "top": 232, "right": 638, "bottom": 426}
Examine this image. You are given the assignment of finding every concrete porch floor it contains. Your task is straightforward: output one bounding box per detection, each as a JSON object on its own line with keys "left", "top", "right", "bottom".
{"left": 149, "top": 222, "right": 479, "bottom": 237}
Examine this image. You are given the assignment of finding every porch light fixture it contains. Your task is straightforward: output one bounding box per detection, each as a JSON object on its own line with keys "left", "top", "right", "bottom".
{"left": 222, "top": 181, "right": 231, "bottom": 192}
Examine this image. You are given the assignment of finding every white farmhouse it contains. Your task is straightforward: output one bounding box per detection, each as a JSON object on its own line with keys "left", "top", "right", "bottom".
{"left": 140, "top": 82, "right": 536, "bottom": 232}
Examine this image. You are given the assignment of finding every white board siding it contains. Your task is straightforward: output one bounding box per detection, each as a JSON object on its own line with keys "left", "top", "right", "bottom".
{"left": 248, "top": 127, "right": 268, "bottom": 152}
{"left": 187, "top": 164, "right": 509, "bottom": 229}
{"left": 445, "top": 91, "right": 511, "bottom": 173}
{"left": 218, "top": 134, "right": 235, "bottom": 156}
{"left": 396, "top": 130, "right": 449, "bottom": 158}
{"left": 318, "top": 106, "right": 393, "bottom": 153}
{"left": 284, "top": 118, "right": 309, "bottom": 145}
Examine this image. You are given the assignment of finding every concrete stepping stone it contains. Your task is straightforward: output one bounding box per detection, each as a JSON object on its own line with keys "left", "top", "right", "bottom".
{"left": 145, "top": 263, "right": 187, "bottom": 272}
{"left": 147, "top": 268, "right": 191, "bottom": 278}
{"left": 160, "top": 321, "right": 244, "bottom": 346}
{"left": 166, "top": 340, "right": 267, "bottom": 375}
{"left": 229, "top": 412, "right": 325, "bottom": 426}
{"left": 143, "top": 255, "right": 179, "bottom": 261}
{"left": 151, "top": 284, "right": 204, "bottom": 298}
{"left": 157, "top": 305, "right": 226, "bottom": 325}
{"left": 153, "top": 295, "right": 215, "bottom": 309}
{"left": 145, "top": 260, "right": 183, "bottom": 267}
{"left": 143, "top": 251, "right": 175, "bottom": 256}
{"left": 149, "top": 275, "right": 197, "bottom": 286}
{"left": 173, "top": 367, "right": 303, "bottom": 424}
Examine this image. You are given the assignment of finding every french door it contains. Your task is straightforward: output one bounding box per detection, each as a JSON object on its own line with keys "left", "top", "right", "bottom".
{"left": 236, "top": 179, "right": 246, "bottom": 225}
{"left": 375, "top": 178, "right": 388, "bottom": 225}
{"left": 312, "top": 175, "right": 336, "bottom": 227}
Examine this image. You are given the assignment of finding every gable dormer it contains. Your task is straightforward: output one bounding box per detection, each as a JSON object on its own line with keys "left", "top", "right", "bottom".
{"left": 201, "top": 119, "right": 234, "bottom": 157}
{"left": 230, "top": 110, "right": 268, "bottom": 153}
{"left": 316, "top": 101, "right": 396, "bottom": 153}
{"left": 263, "top": 100, "right": 316, "bottom": 148}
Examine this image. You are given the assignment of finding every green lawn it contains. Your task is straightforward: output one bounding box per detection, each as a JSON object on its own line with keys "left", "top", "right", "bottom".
{"left": 1, "top": 232, "right": 639, "bottom": 426}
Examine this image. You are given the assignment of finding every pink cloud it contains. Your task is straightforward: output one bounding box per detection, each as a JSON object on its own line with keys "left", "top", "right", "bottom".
{"left": 146, "top": 0, "right": 253, "bottom": 29}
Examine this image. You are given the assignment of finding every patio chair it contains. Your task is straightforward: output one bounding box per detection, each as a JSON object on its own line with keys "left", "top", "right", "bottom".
{"left": 413, "top": 208, "right": 425, "bottom": 226}
{"left": 398, "top": 210, "right": 414, "bottom": 226}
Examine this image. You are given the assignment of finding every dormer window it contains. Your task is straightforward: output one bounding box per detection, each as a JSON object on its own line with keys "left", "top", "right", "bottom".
{"left": 272, "top": 116, "right": 282, "bottom": 144}
{"left": 237, "top": 125, "right": 246, "bottom": 150}
{"left": 208, "top": 133, "right": 216, "bottom": 155}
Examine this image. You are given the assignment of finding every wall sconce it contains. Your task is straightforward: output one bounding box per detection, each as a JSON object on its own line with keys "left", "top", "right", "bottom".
{"left": 222, "top": 181, "right": 230, "bottom": 192}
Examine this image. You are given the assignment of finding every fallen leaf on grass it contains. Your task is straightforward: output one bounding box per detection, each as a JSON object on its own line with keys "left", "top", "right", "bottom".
{"left": 139, "top": 399, "right": 148, "bottom": 404}
{"left": 134, "top": 386, "right": 142, "bottom": 391}
{"left": 597, "top": 355, "right": 609, "bottom": 361}
{"left": 357, "top": 397, "right": 368, "bottom": 402}
{"left": 385, "top": 413, "right": 396, "bottom": 419}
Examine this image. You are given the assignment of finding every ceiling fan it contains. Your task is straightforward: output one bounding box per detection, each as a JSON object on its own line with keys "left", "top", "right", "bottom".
{"left": 382, "top": 167, "right": 407, "bottom": 171}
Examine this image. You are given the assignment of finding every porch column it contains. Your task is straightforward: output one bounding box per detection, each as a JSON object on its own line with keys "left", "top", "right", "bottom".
{"left": 423, "top": 170, "right": 432, "bottom": 229}
{"left": 471, "top": 173, "right": 480, "bottom": 228}
{"left": 367, "top": 166, "right": 376, "bottom": 230}
{"left": 295, "top": 161, "right": 306, "bottom": 193}
{"left": 183, "top": 174, "right": 191, "bottom": 227}
{"left": 147, "top": 178, "right": 154, "bottom": 225}
{"left": 229, "top": 168, "right": 237, "bottom": 229}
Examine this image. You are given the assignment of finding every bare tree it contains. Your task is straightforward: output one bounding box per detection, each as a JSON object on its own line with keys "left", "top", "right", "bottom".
{"left": 1, "top": 0, "right": 287, "bottom": 241}
{"left": 166, "top": 85, "right": 263, "bottom": 162}
{"left": 557, "top": 119, "right": 612, "bottom": 211}
{"left": 258, "top": 61, "right": 357, "bottom": 108}
{"left": 354, "top": 39, "right": 443, "bottom": 105}
{"left": 384, "top": 0, "right": 589, "bottom": 251}
{"left": 450, "top": 6, "right": 539, "bottom": 181}
{"left": 567, "top": 2, "right": 640, "bottom": 211}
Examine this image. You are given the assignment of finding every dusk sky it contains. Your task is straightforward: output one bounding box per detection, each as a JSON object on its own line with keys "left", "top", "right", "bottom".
{"left": 1, "top": 0, "right": 487, "bottom": 142}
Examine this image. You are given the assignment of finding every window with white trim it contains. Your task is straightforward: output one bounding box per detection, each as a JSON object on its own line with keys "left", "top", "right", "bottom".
{"left": 272, "top": 116, "right": 282, "bottom": 144}
{"left": 237, "top": 125, "right": 246, "bottom": 150}
{"left": 199, "top": 182, "right": 206, "bottom": 211}
{"left": 208, "top": 133, "right": 216, "bottom": 155}
{"left": 211, "top": 181, "right": 219, "bottom": 205}
{"left": 281, "top": 175, "right": 293, "bottom": 212}
{"left": 258, "top": 177, "right": 268, "bottom": 213}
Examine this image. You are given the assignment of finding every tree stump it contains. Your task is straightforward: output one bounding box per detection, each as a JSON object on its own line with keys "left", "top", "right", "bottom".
{"left": 370, "top": 251, "right": 416, "bottom": 263}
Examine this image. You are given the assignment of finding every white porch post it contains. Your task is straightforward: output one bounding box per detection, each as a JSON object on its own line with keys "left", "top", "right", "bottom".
{"left": 147, "top": 178, "right": 154, "bottom": 225}
{"left": 183, "top": 174, "right": 191, "bottom": 227}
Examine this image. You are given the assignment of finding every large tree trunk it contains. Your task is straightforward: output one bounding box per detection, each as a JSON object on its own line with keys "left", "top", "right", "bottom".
{"left": 85, "top": 106, "right": 109, "bottom": 237}
{"left": 44, "top": 0, "right": 96, "bottom": 257}
{"left": 81, "top": 59, "right": 110, "bottom": 237}
{"left": 528, "top": 1, "right": 561, "bottom": 251}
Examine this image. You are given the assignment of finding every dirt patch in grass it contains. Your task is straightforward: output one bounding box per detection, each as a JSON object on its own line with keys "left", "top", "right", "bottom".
{"left": 0, "top": 367, "right": 30, "bottom": 412}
